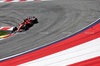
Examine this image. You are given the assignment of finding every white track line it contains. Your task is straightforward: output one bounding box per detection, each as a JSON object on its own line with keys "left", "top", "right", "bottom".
{"left": 7, "top": 27, "right": 14, "bottom": 30}
{"left": 11, "top": 0, "right": 20, "bottom": 2}
{"left": 19, "top": 37, "right": 100, "bottom": 66}
{"left": 0, "top": 27, "right": 4, "bottom": 30}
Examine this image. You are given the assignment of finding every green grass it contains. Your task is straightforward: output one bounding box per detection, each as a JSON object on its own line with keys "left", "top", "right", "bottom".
{"left": 0, "top": 31, "right": 9, "bottom": 36}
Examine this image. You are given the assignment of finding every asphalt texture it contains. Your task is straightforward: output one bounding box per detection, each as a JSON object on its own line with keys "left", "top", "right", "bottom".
{"left": 0, "top": 0, "right": 100, "bottom": 60}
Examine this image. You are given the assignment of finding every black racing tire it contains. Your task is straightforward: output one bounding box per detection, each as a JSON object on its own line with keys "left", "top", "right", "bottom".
{"left": 24, "top": 24, "right": 30, "bottom": 30}
{"left": 12, "top": 27, "right": 17, "bottom": 33}
{"left": 30, "top": 18, "right": 38, "bottom": 24}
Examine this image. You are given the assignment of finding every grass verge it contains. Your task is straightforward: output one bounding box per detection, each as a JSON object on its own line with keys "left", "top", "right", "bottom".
{"left": 0, "top": 31, "right": 9, "bottom": 36}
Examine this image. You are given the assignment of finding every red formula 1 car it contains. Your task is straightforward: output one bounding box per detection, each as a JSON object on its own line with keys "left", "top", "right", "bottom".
{"left": 12, "top": 16, "right": 38, "bottom": 33}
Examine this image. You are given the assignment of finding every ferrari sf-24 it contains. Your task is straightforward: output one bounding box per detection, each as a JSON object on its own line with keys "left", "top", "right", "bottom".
{"left": 12, "top": 16, "right": 38, "bottom": 33}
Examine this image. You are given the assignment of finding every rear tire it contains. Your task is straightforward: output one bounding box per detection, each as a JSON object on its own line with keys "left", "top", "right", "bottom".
{"left": 30, "top": 18, "right": 38, "bottom": 24}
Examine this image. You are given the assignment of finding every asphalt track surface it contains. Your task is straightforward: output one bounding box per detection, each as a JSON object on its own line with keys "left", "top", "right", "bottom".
{"left": 0, "top": 0, "right": 100, "bottom": 60}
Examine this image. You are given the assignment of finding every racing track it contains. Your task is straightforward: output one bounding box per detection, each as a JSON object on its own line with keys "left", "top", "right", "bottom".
{"left": 0, "top": 0, "right": 100, "bottom": 61}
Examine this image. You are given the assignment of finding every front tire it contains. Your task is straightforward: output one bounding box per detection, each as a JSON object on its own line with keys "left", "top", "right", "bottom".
{"left": 12, "top": 27, "right": 17, "bottom": 33}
